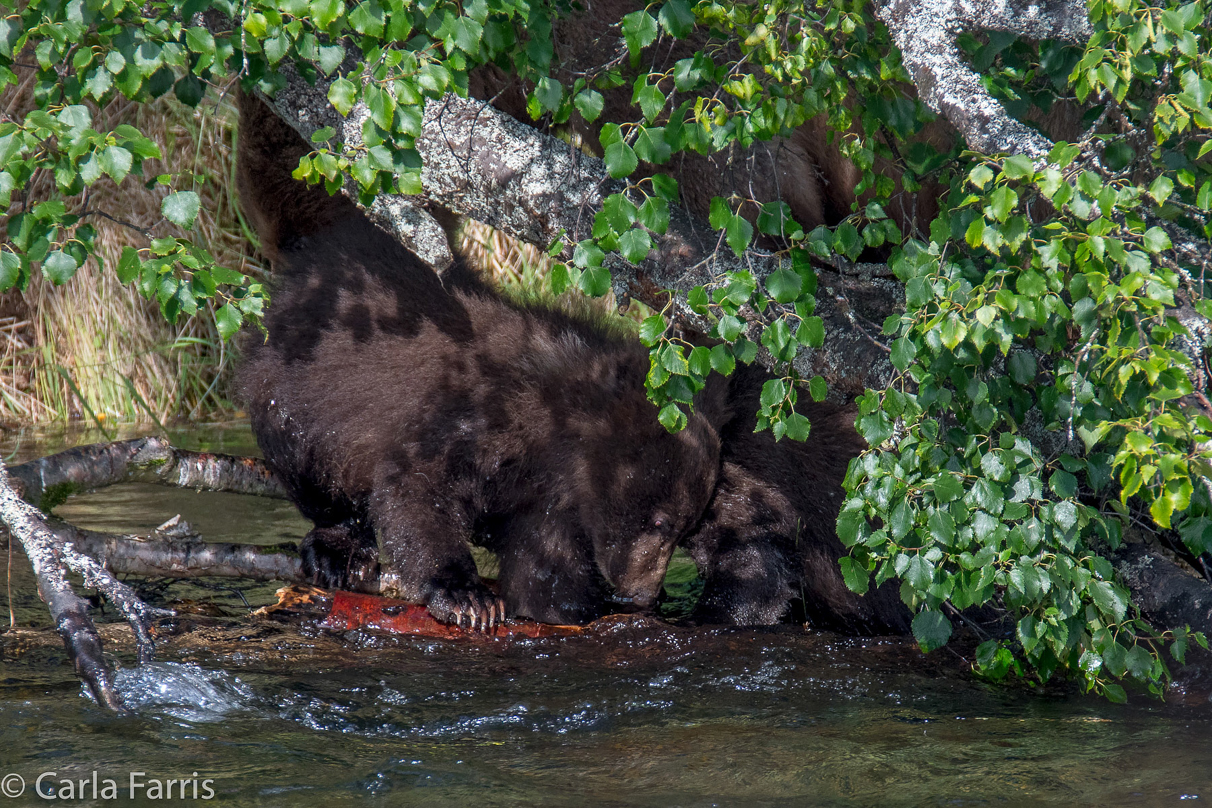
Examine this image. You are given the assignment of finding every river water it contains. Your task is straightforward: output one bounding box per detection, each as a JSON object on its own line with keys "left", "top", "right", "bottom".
{"left": 1, "top": 425, "right": 1211, "bottom": 806}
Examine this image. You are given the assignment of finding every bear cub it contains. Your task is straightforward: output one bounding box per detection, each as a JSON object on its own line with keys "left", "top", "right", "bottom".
{"left": 236, "top": 91, "right": 721, "bottom": 628}
{"left": 684, "top": 364, "right": 911, "bottom": 634}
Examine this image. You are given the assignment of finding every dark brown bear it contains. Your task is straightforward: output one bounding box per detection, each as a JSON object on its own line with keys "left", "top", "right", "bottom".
{"left": 235, "top": 91, "right": 722, "bottom": 628}
{"left": 683, "top": 364, "right": 911, "bottom": 634}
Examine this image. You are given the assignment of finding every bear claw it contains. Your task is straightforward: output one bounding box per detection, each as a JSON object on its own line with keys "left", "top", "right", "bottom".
{"left": 428, "top": 587, "right": 505, "bottom": 632}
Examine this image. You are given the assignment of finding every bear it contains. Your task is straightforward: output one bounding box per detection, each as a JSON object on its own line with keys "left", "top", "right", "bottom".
{"left": 235, "top": 90, "right": 723, "bottom": 629}
{"left": 682, "top": 363, "right": 912, "bottom": 634}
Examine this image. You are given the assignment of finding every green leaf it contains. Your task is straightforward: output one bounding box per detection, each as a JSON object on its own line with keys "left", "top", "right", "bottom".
{"left": 42, "top": 250, "right": 79, "bottom": 285}
{"left": 161, "top": 191, "right": 200, "bottom": 229}
{"left": 760, "top": 378, "right": 787, "bottom": 410}
{"left": 638, "top": 315, "right": 666, "bottom": 347}
{"left": 650, "top": 173, "right": 679, "bottom": 201}
{"left": 912, "top": 610, "right": 953, "bottom": 652}
{"left": 833, "top": 223, "right": 862, "bottom": 259}
{"left": 215, "top": 303, "right": 243, "bottom": 341}
{"left": 709, "top": 344, "right": 735, "bottom": 375}
{"left": 634, "top": 82, "right": 666, "bottom": 123}
{"left": 1054, "top": 500, "right": 1078, "bottom": 532}
{"left": 174, "top": 74, "right": 205, "bottom": 107}
{"left": 579, "top": 266, "right": 611, "bottom": 297}
{"left": 573, "top": 240, "right": 605, "bottom": 268}
{"left": 311, "top": 0, "right": 344, "bottom": 28}
{"left": 574, "top": 89, "right": 604, "bottom": 122}
{"left": 687, "top": 285, "right": 708, "bottom": 314}
{"left": 657, "top": 402, "right": 687, "bottom": 432}
{"left": 186, "top": 26, "right": 216, "bottom": 56}
{"left": 808, "top": 375, "right": 827, "bottom": 402}
{"left": 765, "top": 268, "right": 802, "bottom": 304}
{"left": 1142, "top": 226, "right": 1172, "bottom": 253}
{"left": 451, "top": 15, "right": 482, "bottom": 53}
{"left": 533, "top": 76, "right": 563, "bottom": 113}
{"left": 904, "top": 554, "right": 933, "bottom": 589}
{"left": 619, "top": 227, "right": 652, "bottom": 263}
{"left": 620, "top": 10, "right": 659, "bottom": 57}
{"left": 1149, "top": 175, "right": 1174, "bottom": 205}
{"left": 549, "top": 263, "right": 570, "bottom": 294}
{"left": 328, "top": 78, "right": 357, "bottom": 116}
{"left": 657, "top": 0, "right": 695, "bottom": 38}
{"left": 783, "top": 411, "right": 811, "bottom": 442}
{"left": 890, "top": 337, "right": 916, "bottom": 370}
{"left": 1089, "top": 579, "right": 1127, "bottom": 623}
{"left": 756, "top": 201, "right": 797, "bottom": 238}
{"left": 0, "top": 251, "right": 20, "bottom": 290}
{"left": 928, "top": 509, "right": 955, "bottom": 544}
{"left": 1002, "top": 154, "right": 1036, "bottom": 181}
{"left": 604, "top": 140, "right": 638, "bottom": 179}
{"left": 725, "top": 214, "right": 752, "bottom": 258}
{"left": 987, "top": 185, "right": 1018, "bottom": 222}
{"left": 969, "top": 165, "right": 994, "bottom": 189}
{"left": 633, "top": 125, "right": 671, "bottom": 163}
{"left": 933, "top": 473, "right": 964, "bottom": 503}
{"left": 838, "top": 556, "right": 870, "bottom": 595}
{"left": 1008, "top": 351, "right": 1036, "bottom": 384}
{"left": 797, "top": 315, "right": 824, "bottom": 348}
{"left": 1049, "top": 471, "right": 1078, "bottom": 499}
{"left": 1125, "top": 644, "right": 1153, "bottom": 680}
{"left": 1150, "top": 495, "right": 1174, "bottom": 528}
{"left": 890, "top": 501, "right": 913, "bottom": 539}
{"left": 716, "top": 314, "right": 744, "bottom": 341}
{"left": 637, "top": 197, "right": 670, "bottom": 234}
{"left": 318, "top": 45, "right": 346, "bottom": 75}
{"left": 116, "top": 246, "right": 141, "bottom": 284}
{"left": 709, "top": 197, "right": 731, "bottom": 230}
{"left": 98, "top": 145, "right": 133, "bottom": 183}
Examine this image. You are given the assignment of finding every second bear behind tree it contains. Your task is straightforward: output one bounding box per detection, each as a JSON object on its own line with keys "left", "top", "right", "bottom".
{"left": 236, "top": 91, "right": 723, "bottom": 628}
{"left": 683, "top": 363, "right": 911, "bottom": 634}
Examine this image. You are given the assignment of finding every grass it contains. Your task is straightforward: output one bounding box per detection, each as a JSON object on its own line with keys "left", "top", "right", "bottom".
{"left": 461, "top": 219, "right": 656, "bottom": 327}
{"left": 0, "top": 74, "right": 263, "bottom": 427}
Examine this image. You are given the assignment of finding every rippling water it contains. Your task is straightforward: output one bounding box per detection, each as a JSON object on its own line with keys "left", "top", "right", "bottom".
{"left": 2, "top": 425, "right": 1211, "bottom": 806}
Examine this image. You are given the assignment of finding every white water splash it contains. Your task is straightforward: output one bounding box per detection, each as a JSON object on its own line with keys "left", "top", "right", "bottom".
{"left": 98, "top": 662, "right": 254, "bottom": 721}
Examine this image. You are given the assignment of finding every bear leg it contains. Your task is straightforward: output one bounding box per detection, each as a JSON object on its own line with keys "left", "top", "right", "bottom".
{"left": 495, "top": 511, "right": 607, "bottom": 624}
{"left": 370, "top": 478, "right": 505, "bottom": 630}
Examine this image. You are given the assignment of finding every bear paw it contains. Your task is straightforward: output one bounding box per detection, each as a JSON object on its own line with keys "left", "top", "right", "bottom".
{"left": 300, "top": 525, "right": 380, "bottom": 591}
{"left": 426, "top": 586, "right": 506, "bottom": 632}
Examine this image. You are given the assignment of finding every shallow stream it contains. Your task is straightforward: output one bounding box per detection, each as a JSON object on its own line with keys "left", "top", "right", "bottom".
{"left": 2, "top": 425, "right": 1211, "bottom": 806}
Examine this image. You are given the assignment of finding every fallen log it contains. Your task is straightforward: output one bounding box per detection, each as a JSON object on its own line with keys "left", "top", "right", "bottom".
{"left": 8, "top": 436, "right": 288, "bottom": 511}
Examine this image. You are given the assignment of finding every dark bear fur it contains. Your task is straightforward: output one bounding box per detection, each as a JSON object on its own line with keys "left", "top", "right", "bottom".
{"left": 236, "top": 91, "right": 722, "bottom": 628}
{"left": 683, "top": 364, "right": 911, "bottom": 634}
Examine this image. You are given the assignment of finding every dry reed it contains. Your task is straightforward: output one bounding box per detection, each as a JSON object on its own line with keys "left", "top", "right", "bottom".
{"left": 0, "top": 72, "right": 262, "bottom": 427}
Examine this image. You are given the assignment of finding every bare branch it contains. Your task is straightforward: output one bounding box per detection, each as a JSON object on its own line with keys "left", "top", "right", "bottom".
{"left": 53, "top": 521, "right": 304, "bottom": 584}
{"left": 0, "top": 461, "right": 124, "bottom": 709}
{"left": 7, "top": 436, "right": 288, "bottom": 510}
{"left": 876, "top": 0, "right": 1091, "bottom": 159}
